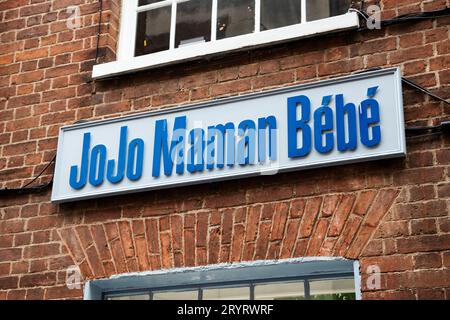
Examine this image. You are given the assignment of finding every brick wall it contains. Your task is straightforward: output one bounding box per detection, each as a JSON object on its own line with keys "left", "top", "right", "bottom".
{"left": 0, "top": 0, "right": 449, "bottom": 300}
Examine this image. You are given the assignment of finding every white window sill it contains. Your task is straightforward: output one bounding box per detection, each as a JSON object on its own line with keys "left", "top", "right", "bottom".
{"left": 92, "top": 12, "right": 359, "bottom": 80}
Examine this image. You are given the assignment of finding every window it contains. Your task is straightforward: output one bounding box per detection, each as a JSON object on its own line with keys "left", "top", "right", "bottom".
{"left": 92, "top": 0, "right": 359, "bottom": 79}
{"left": 85, "top": 258, "right": 361, "bottom": 300}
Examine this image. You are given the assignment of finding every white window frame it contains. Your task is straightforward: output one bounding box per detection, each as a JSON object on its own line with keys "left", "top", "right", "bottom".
{"left": 92, "top": 0, "right": 359, "bottom": 79}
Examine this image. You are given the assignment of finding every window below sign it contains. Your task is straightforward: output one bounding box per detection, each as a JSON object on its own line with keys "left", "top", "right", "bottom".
{"left": 84, "top": 259, "right": 361, "bottom": 300}
{"left": 104, "top": 278, "right": 356, "bottom": 300}
{"left": 92, "top": 0, "right": 359, "bottom": 79}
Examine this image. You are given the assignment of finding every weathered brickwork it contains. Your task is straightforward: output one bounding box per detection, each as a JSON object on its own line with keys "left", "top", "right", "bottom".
{"left": 0, "top": 0, "right": 449, "bottom": 299}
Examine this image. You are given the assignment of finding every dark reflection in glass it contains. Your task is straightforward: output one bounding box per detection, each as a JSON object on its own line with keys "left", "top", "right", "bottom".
{"left": 309, "top": 278, "right": 356, "bottom": 300}
{"left": 306, "top": 0, "right": 351, "bottom": 21}
{"left": 175, "top": 0, "right": 212, "bottom": 48}
{"left": 153, "top": 290, "right": 199, "bottom": 300}
{"left": 203, "top": 286, "right": 250, "bottom": 300}
{"left": 135, "top": 7, "right": 171, "bottom": 56}
{"left": 217, "top": 0, "right": 254, "bottom": 40}
{"left": 139, "top": 0, "right": 164, "bottom": 6}
{"left": 260, "top": 0, "right": 301, "bottom": 31}
{"left": 255, "top": 281, "right": 305, "bottom": 300}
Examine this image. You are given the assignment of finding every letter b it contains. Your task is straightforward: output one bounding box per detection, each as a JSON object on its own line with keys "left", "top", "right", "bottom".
{"left": 287, "top": 95, "right": 312, "bottom": 158}
{"left": 336, "top": 94, "right": 357, "bottom": 152}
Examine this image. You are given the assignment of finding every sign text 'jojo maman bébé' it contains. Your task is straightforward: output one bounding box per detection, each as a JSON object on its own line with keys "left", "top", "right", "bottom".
{"left": 51, "top": 68, "right": 406, "bottom": 202}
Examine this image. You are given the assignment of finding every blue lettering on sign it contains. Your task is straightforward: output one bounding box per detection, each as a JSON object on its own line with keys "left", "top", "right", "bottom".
{"left": 287, "top": 86, "right": 381, "bottom": 159}
{"left": 152, "top": 116, "right": 277, "bottom": 178}
{"left": 69, "top": 126, "right": 144, "bottom": 190}
{"left": 152, "top": 116, "right": 187, "bottom": 177}
{"left": 359, "top": 86, "right": 381, "bottom": 147}
{"left": 206, "top": 122, "right": 235, "bottom": 169}
{"left": 68, "top": 87, "right": 382, "bottom": 189}
{"left": 336, "top": 93, "right": 357, "bottom": 152}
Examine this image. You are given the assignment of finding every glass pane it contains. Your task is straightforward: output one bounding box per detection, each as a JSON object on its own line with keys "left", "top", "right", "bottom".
{"left": 106, "top": 293, "right": 150, "bottom": 300}
{"left": 217, "top": 0, "right": 254, "bottom": 40}
{"left": 261, "top": 0, "right": 301, "bottom": 31}
{"left": 255, "top": 281, "right": 305, "bottom": 300}
{"left": 309, "top": 278, "right": 356, "bottom": 300}
{"left": 139, "top": 0, "right": 164, "bottom": 6}
{"left": 203, "top": 286, "right": 250, "bottom": 300}
{"left": 306, "top": 0, "right": 351, "bottom": 21}
{"left": 153, "top": 290, "right": 199, "bottom": 300}
{"left": 135, "top": 7, "right": 171, "bottom": 56}
{"left": 176, "top": 0, "right": 212, "bottom": 48}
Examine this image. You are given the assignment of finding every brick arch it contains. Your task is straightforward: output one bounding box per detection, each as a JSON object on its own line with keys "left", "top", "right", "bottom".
{"left": 57, "top": 188, "right": 400, "bottom": 281}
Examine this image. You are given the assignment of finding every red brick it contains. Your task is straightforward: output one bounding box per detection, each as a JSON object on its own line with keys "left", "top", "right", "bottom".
{"left": 245, "top": 205, "right": 261, "bottom": 242}
{"left": 160, "top": 233, "right": 173, "bottom": 268}
{"left": 145, "top": 219, "right": 160, "bottom": 254}
{"left": 0, "top": 276, "right": 19, "bottom": 290}
{"left": 254, "top": 222, "right": 271, "bottom": 259}
{"left": 290, "top": 199, "right": 305, "bottom": 218}
{"left": 376, "top": 220, "right": 409, "bottom": 238}
{"left": 195, "top": 212, "right": 209, "bottom": 248}
{"left": 108, "top": 237, "right": 128, "bottom": 274}
{"left": 45, "top": 285, "right": 83, "bottom": 300}
{"left": 210, "top": 79, "right": 251, "bottom": 97}
{"left": 20, "top": 272, "right": 56, "bottom": 288}
{"left": 230, "top": 224, "right": 245, "bottom": 262}
{"left": 334, "top": 215, "right": 363, "bottom": 256}
{"left": 58, "top": 228, "right": 85, "bottom": 263}
{"left": 280, "top": 219, "right": 300, "bottom": 258}
{"left": 253, "top": 71, "right": 295, "bottom": 89}
{"left": 220, "top": 209, "right": 233, "bottom": 245}
{"left": 24, "top": 243, "right": 60, "bottom": 259}
{"left": 270, "top": 202, "right": 289, "bottom": 241}
{"left": 414, "top": 252, "right": 442, "bottom": 269}
{"left": 328, "top": 195, "right": 355, "bottom": 237}
{"left": 208, "top": 227, "right": 221, "bottom": 264}
{"left": 204, "top": 191, "right": 246, "bottom": 209}
{"left": 410, "top": 218, "right": 437, "bottom": 235}
{"left": 183, "top": 229, "right": 195, "bottom": 267}
{"left": 394, "top": 200, "right": 448, "bottom": 220}
{"left": 299, "top": 197, "right": 322, "bottom": 238}
{"left": 0, "top": 248, "right": 22, "bottom": 262}
{"left": 117, "top": 221, "right": 135, "bottom": 259}
{"left": 364, "top": 189, "right": 399, "bottom": 227}
{"left": 361, "top": 255, "right": 413, "bottom": 273}
{"left": 306, "top": 219, "right": 329, "bottom": 256}
{"left": 397, "top": 235, "right": 450, "bottom": 254}
{"left": 170, "top": 215, "right": 183, "bottom": 251}
{"left": 239, "top": 63, "right": 258, "bottom": 77}
{"left": 321, "top": 194, "right": 341, "bottom": 217}
{"left": 15, "top": 48, "right": 48, "bottom": 61}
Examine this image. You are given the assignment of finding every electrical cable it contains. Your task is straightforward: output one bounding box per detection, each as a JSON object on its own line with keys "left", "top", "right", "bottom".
{"left": 0, "top": 181, "right": 53, "bottom": 196}
{"left": 405, "top": 119, "right": 450, "bottom": 136}
{"left": 381, "top": 9, "right": 450, "bottom": 27}
{"left": 349, "top": 8, "right": 369, "bottom": 21}
{"left": 355, "top": 69, "right": 449, "bottom": 107}
{"left": 94, "top": 0, "right": 104, "bottom": 64}
{"left": 1, "top": 120, "right": 89, "bottom": 196}
{"left": 402, "top": 78, "right": 449, "bottom": 105}
{"left": 21, "top": 155, "right": 56, "bottom": 189}
{"left": 0, "top": 155, "right": 56, "bottom": 196}
{"left": 350, "top": 7, "right": 450, "bottom": 31}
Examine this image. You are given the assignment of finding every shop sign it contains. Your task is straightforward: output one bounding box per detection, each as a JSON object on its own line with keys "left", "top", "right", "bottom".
{"left": 52, "top": 68, "right": 405, "bottom": 202}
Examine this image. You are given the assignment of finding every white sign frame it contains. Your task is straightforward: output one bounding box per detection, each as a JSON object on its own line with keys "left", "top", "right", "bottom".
{"left": 52, "top": 68, "right": 406, "bottom": 203}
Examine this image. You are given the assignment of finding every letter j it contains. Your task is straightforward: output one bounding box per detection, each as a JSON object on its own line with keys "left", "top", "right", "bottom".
{"left": 69, "top": 132, "right": 91, "bottom": 190}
